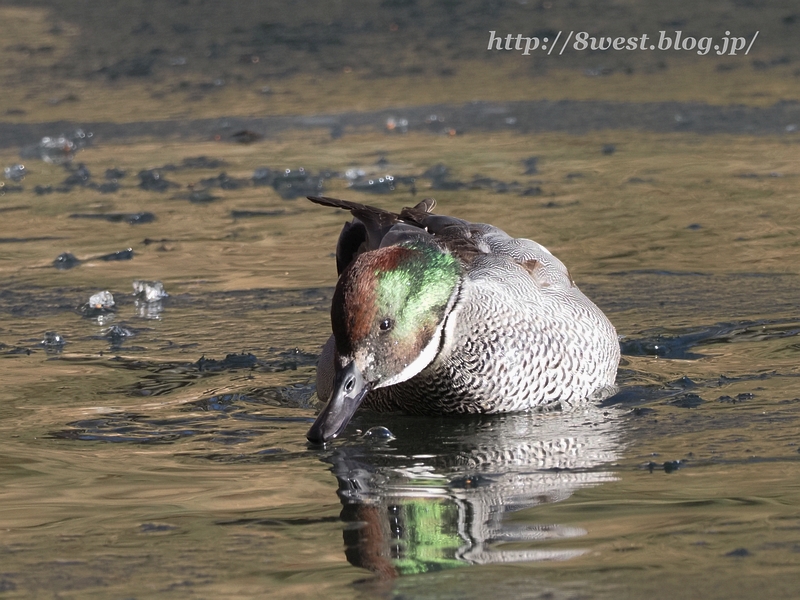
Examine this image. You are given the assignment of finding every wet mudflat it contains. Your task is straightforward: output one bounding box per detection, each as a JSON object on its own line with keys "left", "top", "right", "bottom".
{"left": 2, "top": 1, "right": 800, "bottom": 598}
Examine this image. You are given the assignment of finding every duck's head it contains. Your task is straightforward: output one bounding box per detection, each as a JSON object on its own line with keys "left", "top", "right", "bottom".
{"left": 307, "top": 243, "right": 461, "bottom": 444}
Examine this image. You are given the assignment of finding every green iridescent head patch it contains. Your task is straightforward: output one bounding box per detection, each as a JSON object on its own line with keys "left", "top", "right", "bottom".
{"left": 375, "top": 244, "right": 460, "bottom": 338}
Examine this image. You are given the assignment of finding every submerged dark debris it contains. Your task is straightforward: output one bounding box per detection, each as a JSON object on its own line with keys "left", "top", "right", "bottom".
{"left": 172, "top": 189, "right": 220, "bottom": 203}
{"left": 104, "top": 324, "right": 135, "bottom": 347}
{"left": 230, "top": 209, "right": 285, "bottom": 218}
{"left": 6, "top": 134, "right": 555, "bottom": 203}
{"left": 52, "top": 248, "right": 134, "bottom": 270}
{"left": 69, "top": 212, "right": 156, "bottom": 224}
{"left": 198, "top": 172, "right": 249, "bottom": 190}
{"left": 41, "top": 331, "right": 66, "bottom": 348}
{"left": 621, "top": 319, "right": 800, "bottom": 360}
{"left": 195, "top": 352, "right": 260, "bottom": 371}
{"left": 99, "top": 248, "right": 135, "bottom": 261}
{"left": 645, "top": 459, "right": 684, "bottom": 473}
{"left": 271, "top": 168, "right": 325, "bottom": 199}
{"left": 181, "top": 156, "right": 226, "bottom": 169}
{"left": 63, "top": 163, "right": 91, "bottom": 186}
{"left": 0, "top": 183, "right": 24, "bottom": 193}
{"left": 668, "top": 393, "right": 705, "bottom": 409}
{"left": 104, "top": 167, "right": 127, "bottom": 180}
{"left": 139, "top": 168, "right": 180, "bottom": 192}
{"left": 53, "top": 252, "right": 81, "bottom": 270}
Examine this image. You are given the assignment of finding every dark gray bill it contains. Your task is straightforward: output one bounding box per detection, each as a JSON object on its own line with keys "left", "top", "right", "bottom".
{"left": 307, "top": 361, "right": 371, "bottom": 444}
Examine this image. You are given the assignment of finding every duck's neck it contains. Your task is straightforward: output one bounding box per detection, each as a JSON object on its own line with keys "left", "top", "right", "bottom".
{"left": 378, "top": 271, "right": 462, "bottom": 388}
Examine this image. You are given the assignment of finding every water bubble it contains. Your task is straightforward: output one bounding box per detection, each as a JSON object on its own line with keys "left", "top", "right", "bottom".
{"left": 105, "top": 325, "right": 134, "bottom": 346}
{"left": 81, "top": 291, "right": 116, "bottom": 319}
{"left": 133, "top": 280, "right": 168, "bottom": 302}
{"left": 133, "top": 281, "right": 167, "bottom": 319}
{"left": 41, "top": 331, "right": 66, "bottom": 348}
{"left": 252, "top": 167, "right": 273, "bottom": 185}
{"left": 363, "top": 426, "right": 395, "bottom": 441}
{"left": 27, "top": 129, "right": 92, "bottom": 164}
{"left": 3, "top": 164, "right": 26, "bottom": 182}
{"left": 88, "top": 291, "right": 115, "bottom": 310}
{"left": 386, "top": 117, "right": 409, "bottom": 133}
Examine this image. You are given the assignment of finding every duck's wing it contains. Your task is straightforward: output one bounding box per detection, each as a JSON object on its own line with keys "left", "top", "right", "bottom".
{"left": 309, "top": 196, "right": 437, "bottom": 274}
{"left": 469, "top": 226, "right": 576, "bottom": 290}
{"left": 412, "top": 206, "right": 574, "bottom": 289}
{"left": 309, "top": 196, "right": 397, "bottom": 274}
{"left": 309, "top": 196, "right": 402, "bottom": 246}
{"left": 398, "top": 199, "right": 490, "bottom": 265}
{"left": 308, "top": 195, "right": 485, "bottom": 272}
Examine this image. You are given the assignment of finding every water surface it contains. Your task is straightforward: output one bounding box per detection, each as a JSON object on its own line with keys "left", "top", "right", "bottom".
{"left": 1, "top": 128, "right": 799, "bottom": 599}
{"left": 1, "top": 1, "right": 800, "bottom": 598}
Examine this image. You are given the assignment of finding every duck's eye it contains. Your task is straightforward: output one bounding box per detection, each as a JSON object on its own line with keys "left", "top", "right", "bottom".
{"left": 379, "top": 318, "right": 393, "bottom": 332}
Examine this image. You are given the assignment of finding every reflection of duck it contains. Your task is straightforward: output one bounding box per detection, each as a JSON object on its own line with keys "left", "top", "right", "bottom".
{"left": 322, "top": 405, "right": 622, "bottom": 576}
{"left": 307, "top": 196, "right": 619, "bottom": 443}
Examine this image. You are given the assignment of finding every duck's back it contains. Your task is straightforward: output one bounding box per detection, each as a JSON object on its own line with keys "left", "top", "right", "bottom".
{"left": 364, "top": 224, "right": 620, "bottom": 415}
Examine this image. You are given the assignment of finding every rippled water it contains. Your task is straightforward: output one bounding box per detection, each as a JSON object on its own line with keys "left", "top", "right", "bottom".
{"left": 2, "top": 0, "right": 800, "bottom": 594}
{"left": 1, "top": 126, "right": 799, "bottom": 599}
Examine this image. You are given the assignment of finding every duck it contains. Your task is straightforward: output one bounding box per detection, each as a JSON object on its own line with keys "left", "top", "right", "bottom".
{"left": 306, "top": 195, "right": 619, "bottom": 444}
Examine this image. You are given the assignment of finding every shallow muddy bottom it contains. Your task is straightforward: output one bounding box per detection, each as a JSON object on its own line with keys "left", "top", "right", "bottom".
{"left": 1, "top": 129, "right": 799, "bottom": 599}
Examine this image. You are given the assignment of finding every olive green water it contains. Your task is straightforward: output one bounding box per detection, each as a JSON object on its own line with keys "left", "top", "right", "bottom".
{"left": 2, "top": 2, "right": 800, "bottom": 599}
